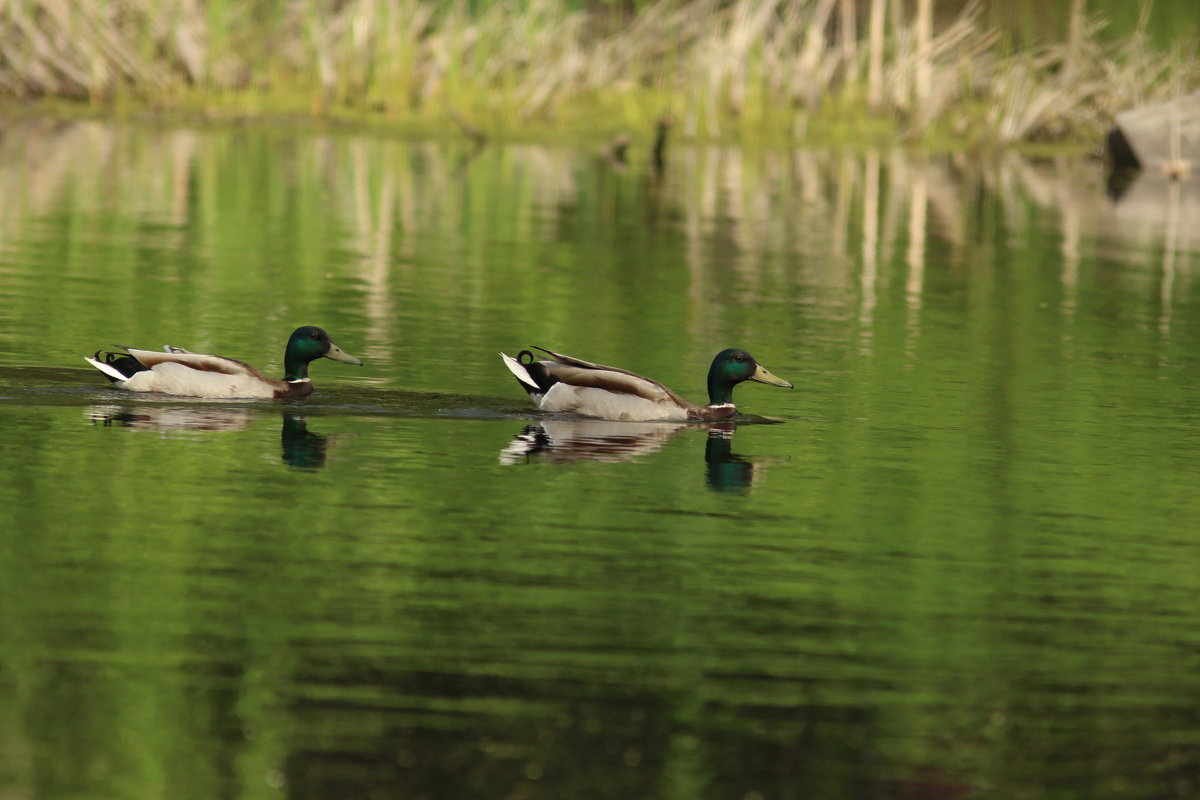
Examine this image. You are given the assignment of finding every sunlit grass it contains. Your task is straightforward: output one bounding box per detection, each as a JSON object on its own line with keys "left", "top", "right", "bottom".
{"left": 0, "top": 0, "right": 1196, "bottom": 146}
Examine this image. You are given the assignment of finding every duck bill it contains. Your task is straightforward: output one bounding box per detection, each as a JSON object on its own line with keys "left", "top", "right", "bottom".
{"left": 325, "top": 341, "right": 363, "bottom": 366}
{"left": 750, "top": 363, "right": 793, "bottom": 388}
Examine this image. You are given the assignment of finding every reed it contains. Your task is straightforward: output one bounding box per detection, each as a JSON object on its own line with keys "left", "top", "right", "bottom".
{"left": 0, "top": 0, "right": 1195, "bottom": 146}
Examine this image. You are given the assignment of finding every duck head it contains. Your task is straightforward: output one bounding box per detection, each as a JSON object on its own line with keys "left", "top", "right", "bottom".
{"left": 284, "top": 326, "right": 363, "bottom": 381}
{"left": 706, "top": 348, "right": 793, "bottom": 406}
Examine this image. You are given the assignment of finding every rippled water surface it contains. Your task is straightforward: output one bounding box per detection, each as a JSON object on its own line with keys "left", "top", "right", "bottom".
{"left": 2, "top": 119, "right": 1200, "bottom": 799}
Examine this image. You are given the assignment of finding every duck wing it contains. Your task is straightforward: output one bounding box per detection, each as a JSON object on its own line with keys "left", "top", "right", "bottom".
{"left": 531, "top": 346, "right": 692, "bottom": 407}
{"left": 123, "top": 347, "right": 272, "bottom": 381}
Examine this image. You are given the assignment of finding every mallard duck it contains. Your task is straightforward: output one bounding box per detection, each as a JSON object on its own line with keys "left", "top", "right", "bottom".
{"left": 500, "top": 346, "right": 792, "bottom": 421}
{"left": 85, "top": 326, "right": 362, "bottom": 399}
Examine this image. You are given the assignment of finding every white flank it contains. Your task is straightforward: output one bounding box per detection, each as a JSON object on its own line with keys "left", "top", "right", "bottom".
{"left": 101, "top": 362, "right": 277, "bottom": 398}
{"left": 500, "top": 352, "right": 541, "bottom": 390}
{"left": 538, "top": 384, "right": 688, "bottom": 421}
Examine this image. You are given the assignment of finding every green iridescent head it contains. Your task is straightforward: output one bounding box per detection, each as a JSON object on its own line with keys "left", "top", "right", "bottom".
{"left": 706, "top": 348, "right": 793, "bottom": 406}
{"left": 283, "top": 326, "right": 363, "bottom": 381}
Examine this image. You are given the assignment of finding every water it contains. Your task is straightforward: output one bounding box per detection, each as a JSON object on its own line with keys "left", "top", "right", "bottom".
{"left": 2, "top": 118, "right": 1200, "bottom": 799}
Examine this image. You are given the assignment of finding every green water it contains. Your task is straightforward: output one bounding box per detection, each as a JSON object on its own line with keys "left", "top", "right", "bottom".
{"left": 2, "top": 119, "right": 1200, "bottom": 799}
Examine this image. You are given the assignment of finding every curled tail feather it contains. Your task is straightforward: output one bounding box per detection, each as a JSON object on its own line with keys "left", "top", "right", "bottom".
{"left": 500, "top": 351, "right": 542, "bottom": 392}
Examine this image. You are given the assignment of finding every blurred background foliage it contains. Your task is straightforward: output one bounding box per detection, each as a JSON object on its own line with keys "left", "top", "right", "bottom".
{"left": 0, "top": 0, "right": 1196, "bottom": 146}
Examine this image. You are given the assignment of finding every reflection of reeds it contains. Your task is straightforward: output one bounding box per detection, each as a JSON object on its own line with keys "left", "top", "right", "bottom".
{"left": 4, "top": 117, "right": 1185, "bottom": 258}
{"left": 2, "top": 118, "right": 1196, "bottom": 361}
{"left": 0, "top": 0, "right": 1195, "bottom": 144}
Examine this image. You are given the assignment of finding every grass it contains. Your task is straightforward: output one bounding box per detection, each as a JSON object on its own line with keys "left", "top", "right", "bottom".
{"left": 0, "top": 0, "right": 1196, "bottom": 147}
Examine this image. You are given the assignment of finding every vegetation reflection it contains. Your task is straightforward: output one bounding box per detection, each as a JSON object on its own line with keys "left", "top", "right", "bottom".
{"left": 1, "top": 117, "right": 1195, "bottom": 383}
{"left": 2, "top": 117, "right": 1200, "bottom": 800}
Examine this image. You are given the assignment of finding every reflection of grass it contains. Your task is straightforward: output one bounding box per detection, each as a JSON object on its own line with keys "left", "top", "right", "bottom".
{"left": 0, "top": 0, "right": 1195, "bottom": 146}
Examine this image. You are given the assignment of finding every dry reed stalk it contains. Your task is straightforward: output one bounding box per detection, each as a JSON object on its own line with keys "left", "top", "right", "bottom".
{"left": 914, "top": 0, "right": 933, "bottom": 126}
{"left": 866, "top": 0, "right": 886, "bottom": 110}
{"left": 793, "top": 0, "right": 838, "bottom": 109}
{"left": 840, "top": 0, "right": 857, "bottom": 84}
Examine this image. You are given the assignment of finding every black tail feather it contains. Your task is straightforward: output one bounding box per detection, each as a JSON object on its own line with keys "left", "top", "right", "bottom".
{"left": 517, "top": 350, "right": 559, "bottom": 394}
{"left": 93, "top": 350, "right": 149, "bottom": 381}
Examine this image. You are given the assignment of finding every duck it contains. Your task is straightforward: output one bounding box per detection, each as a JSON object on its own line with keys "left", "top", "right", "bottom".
{"left": 85, "top": 326, "right": 362, "bottom": 399}
{"left": 500, "top": 346, "right": 792, "bottom": 421}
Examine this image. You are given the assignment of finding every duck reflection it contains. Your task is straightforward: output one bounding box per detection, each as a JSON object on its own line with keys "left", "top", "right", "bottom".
{"left": 87, "top": 405, "right": 329, "bottom": 470}
{"left": 703, "top": 422, "right": 755, "bottom": 492}
{"left": 87, "top": 403, "right": 256, "bottom": 432}
{"left": 499, "top": 418, "right": 692, "bottom": 464}
{"left": 500, "top": 418, "right": 773, "bottom": 492}
{"left": 279, "top": 414, "right": 328, "bottom": 470}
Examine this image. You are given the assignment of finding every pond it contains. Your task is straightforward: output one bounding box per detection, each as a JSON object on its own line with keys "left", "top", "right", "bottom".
{"left": 1, "top": 118, "right": 1199, "bottom": 799}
